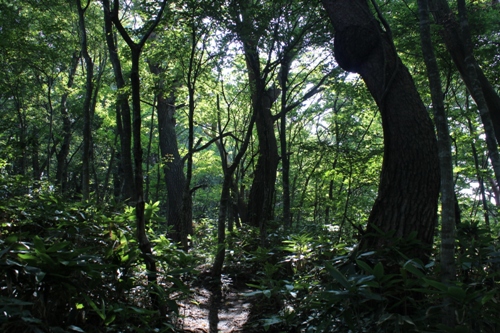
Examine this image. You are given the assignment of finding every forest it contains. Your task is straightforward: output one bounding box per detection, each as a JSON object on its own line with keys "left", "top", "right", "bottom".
{"left": 1, "top": 0, "right": 500, "bottom": 332}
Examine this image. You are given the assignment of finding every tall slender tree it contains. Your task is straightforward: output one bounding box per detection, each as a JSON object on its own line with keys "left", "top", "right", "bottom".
{"left": 430, "top": 0, "right": 500, "bottom": 144}
{"left": 76, "top": 0, "right": 94, "bottom": 201}
{"left": 109, "top": 0, "right": 168, "bottom": 312}
{"left": 102, "top": 0, "right": 135, "bottom": 201}
{"left": 418, "top": 0, "right": 456, "bottom": 327}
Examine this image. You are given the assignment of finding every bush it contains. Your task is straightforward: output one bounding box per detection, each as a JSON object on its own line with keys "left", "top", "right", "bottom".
{"left": 0, "top": 175, "right": 190, "bottom": 332}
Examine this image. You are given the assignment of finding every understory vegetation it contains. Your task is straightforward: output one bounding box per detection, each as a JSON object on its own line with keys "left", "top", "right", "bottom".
{"left": 2, "top": 172, "right": 500, "bottom": 332}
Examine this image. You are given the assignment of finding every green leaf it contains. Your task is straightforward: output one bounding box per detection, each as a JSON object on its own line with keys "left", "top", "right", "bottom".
{"left": 447, "top": 286, "right": 466, "bottom": 301}
{"left": 33, "top": 236, "right": 46, "bottom": 253}
{"left": 403, "top": 261, "right": 424, "bottom": 278}
{"left": 47, "top": 241, "right": 71, "bottom": 253}
{"left": 355, "top": 259, "right": 373, "bottom": 274}
{"left": 67, "top": 325, "right": 85, "bottom": 332}
{"left": 262, "top": 315, "right": 282, "bottom": 330}
{"left": 241, "top": 290, "right": 264, "bottom": 297}
{"left": 325, "top": 262, "right": 351, "bottom": 289}
{"left": 83, "top": 295, "right": 106, "bottom": 320}
{"left": 0, "top": 297, "right": 34, "bottom": 306}
{"left": 423, "top": 278, "right": 448, "bottom": 292}
{"left": 104, "top": 313, "right": 116, "bottom": 325}
{"left": 373, "top": 262, "right": 384, "bottom": 280}
{"left": 481, "top": 292, "right": 495, "bottom": 305}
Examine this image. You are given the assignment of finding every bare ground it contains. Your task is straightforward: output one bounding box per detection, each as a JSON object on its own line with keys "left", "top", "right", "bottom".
{"left": 176, "top": 275, "right": 254, "bottom": 333}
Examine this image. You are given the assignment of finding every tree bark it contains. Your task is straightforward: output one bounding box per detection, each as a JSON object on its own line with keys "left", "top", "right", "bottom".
{"left": 230, "top": 5, "right": 280, "bottom": 241}
{"left": 279, "top": 55, "right": 292, "bottom": 230}
{"left": 468, "top": 116, "right": 491, "bottom": 226}
{"left": 246, "top": 81, "right": 280, "bottom": 240}
{"left": 102, "top": 0, "right": 135, "bottom": 201}
{"left": 56, "top": 52, "right": 79, "bottom": 194}
{"left": 76, "top": 0, "right": 94, "bottom": 201}
{"left": 418, "top": 0, "right": 456, "bottom": 327}
{"left": 322, "top": 0, "right": 440, "bottom": 261}
{"left": 430, "top": 0, "right": 500, "bottom": 144}
{"left": 455, "top": 0, "right": 500, "bottom": 189}
{"left": 148, "top": 64, "right": 187, "bottom": 245}
{"left": 110, "top": 0, "right": 168, "bottom": 313}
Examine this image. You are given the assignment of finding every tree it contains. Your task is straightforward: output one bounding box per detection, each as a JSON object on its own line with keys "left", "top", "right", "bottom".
{"left": 430, "top": 0, "right": 500, "bottom": 144}
{"left": 108, "top": 0, "right": 168, "bottom": 312}
{"left": 76, "top": 0, "right": 95, "bottom": 201}
{"left": 418, "top": 0, "right": 456, "bottom": 326}
{"left": 321, "top": 0, "right": 440, "bottom": 261}
{"left": 224, "top": 1, "right": 281, "bottom": 240}
{"left": 102, "top": 0, "right": 135, "bottom": 201}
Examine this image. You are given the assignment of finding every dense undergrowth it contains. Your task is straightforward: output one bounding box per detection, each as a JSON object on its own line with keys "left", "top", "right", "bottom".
{"left": 2, "top": 172, "right": 500, "bottom": 332}
{"left": 232, "top": 226, "right": 500, "bottom": 332}
{"left": 0, "top": 174, "right": 194, "bottom": 332}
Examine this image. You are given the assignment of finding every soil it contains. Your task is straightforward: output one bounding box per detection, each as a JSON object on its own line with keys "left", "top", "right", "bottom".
{"left": 176, "top": 274, "right": 255, "bottom": 333}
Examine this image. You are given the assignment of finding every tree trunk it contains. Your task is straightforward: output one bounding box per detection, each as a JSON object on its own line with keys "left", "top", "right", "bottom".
{"left": 231, "top": 7, "right": 281, "bottom": 240}
{"left": 152, "top": 76, "right": 187, "bottom": 245}
{"left": 468, "top": 116, "right": 491, "bottom": 226}
{"left": 322, "top": 0, "right": 440, "bottom": 261}
{"left": 418, "top": 0, "right": 456, "bottom": 327}
{"left": 430, "top": 0, "right": 500, "bottom": 144}
{"left": 455, "top": 0, "right": 500, "bottom": 189}
{"left": 103, "top": 0, "right": 135, "bottom": 201}
{"left": 56, "top": 52, "right": 79, "bottom": 194}
{"left": 279, "top": 56, "right": 292, "bottom": 230}
{"left": 246, "top": 83, "right": 280, "bottom": 239}
{"left": 110, "top": 0, "right": 168, "bottom": 313}
{"left": 77, "top": 0, "right": 94, "bottom": 201}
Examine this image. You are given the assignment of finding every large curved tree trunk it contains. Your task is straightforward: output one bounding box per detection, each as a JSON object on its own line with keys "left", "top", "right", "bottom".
{"left": 322, "top": 0, "right": 440, "bottom": 261}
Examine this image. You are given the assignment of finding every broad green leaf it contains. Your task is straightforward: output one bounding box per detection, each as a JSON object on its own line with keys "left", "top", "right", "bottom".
{"left": 423, "top": 278, "right": 448, "bottom": 292}
{"left": 355, "top": 259, "right": 373, "bottom": 274}
{"left": 447, "top": 286, "right": 466, "bottom": 301}
{"left": 83, "top": 295, "right": 106, "bottom": 320}
{"left": 403, "top": 261, "right": 424, "bottom": 278}
{"left": 47, "top": 241, "right": 71, "bottom": 253}
{"left": 325, "top": 262, "right": 351, "bottom": 289}
{"left": 33, "top": 236, "right": 46, "bottom": 253}
{"left": 373, "top": 262, "right": 384, "bottom": 280}
{"left": 67, "top": 325, "right": 85, "bottom": 332}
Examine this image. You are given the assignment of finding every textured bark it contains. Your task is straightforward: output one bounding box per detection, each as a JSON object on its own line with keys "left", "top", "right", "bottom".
{"left": 279, "top": 56, "right": 292, "bottom": 230}
{"left": 56, "top": 52, "right": 79, "bottom": 193}
{"left": 150, "top": 71, "right": 187, "bottom": 245}
{"left": 228, "top": 4, "right": 280, "bottom": 239}
{"left": 103, "top": 0, "right": 135, "bottom": 200}
{"left": 430, "top": 0, "right": 500, "bottom": 144}
{"left": 322, "top": 0, "right": 440, "bottom": 261}
{"left": 77, "top": 0, "right": 94, "bottom": 201}
{"left": 418, "top": 0, "right": 456, "bottom": 327}
{"left": 110, "top": 0, "right": 168, "bottom": 313}
{"left": 212, "top": 113, "right": 255, "bottom": 285}
{"left": 455, "top": 0, "right": 500, "bottom": 189}
{"left": 468, "top": 117, "right": 491, "bottom": 226}
{"left": 246, "top": 83, "right": 280, "bottom": 236}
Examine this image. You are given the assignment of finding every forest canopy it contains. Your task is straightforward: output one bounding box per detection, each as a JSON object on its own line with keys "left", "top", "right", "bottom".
{"left": 1, "top": 0, "right": 500, "bottom": 332}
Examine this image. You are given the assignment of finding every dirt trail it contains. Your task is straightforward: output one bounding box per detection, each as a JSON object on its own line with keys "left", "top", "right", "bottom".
{"left": 177, "top": 276, "right": 253, "bottom": 333}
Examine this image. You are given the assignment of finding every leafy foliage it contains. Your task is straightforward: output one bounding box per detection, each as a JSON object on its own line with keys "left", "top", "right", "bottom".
{"left": 0, "top": 174, "right": 191, "bottom": 332}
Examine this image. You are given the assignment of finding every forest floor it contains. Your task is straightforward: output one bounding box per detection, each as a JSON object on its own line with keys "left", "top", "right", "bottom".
{"left": 176, "top": 274, "right": 256, "bottom": 333}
